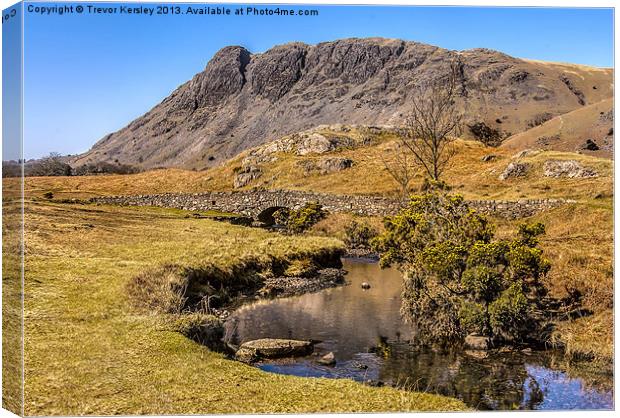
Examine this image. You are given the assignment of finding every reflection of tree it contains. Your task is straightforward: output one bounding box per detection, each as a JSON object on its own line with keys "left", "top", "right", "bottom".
{"left": 374, "top": 342, "right": 545, "bottom": 410}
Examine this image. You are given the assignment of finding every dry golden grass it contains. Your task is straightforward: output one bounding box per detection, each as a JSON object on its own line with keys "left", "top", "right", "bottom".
{"left": 9, "top": 125, "right": 613, "bottom": 373}
{"left": 501, "top": 98, "right": 613, "bottom": 158}
{"left": 2, "top": 199, "right": 24, "bottom": 415}
{"left": 20, "top": 201, "right": 466, "bottom": 415}
{"left": 11, "top": 129, "right": 612, "bottom": 205}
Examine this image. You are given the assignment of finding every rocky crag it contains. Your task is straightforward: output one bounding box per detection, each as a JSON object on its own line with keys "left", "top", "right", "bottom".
{"left": 72, "top": 38, "right": 613, "bottom": 169}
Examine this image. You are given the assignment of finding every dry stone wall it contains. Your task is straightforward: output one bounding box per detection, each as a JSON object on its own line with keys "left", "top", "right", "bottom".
{"left": 92, "top": 190, "right": 573, "bottom": 220}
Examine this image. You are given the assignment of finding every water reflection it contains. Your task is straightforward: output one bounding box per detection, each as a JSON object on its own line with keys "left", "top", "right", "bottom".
{"left": 224, "top": 259, "right": 613, "bottom": 410}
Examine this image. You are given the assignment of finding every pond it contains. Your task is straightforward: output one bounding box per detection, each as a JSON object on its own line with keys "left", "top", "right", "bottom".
{"left": 224, "top": 258, "right": 613, "bottom": 410}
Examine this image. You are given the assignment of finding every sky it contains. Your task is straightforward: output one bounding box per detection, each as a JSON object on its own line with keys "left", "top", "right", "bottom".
{"left": 7, "top": 3, "right": 615, "bottom": 160}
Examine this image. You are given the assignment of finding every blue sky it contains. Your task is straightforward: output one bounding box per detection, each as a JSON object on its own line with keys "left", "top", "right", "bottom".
{"left": 13, "top": 3, "right": 615, "bottom": 160}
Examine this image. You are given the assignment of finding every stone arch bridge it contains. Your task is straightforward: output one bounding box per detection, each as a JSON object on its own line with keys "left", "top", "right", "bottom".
{"left": 93, "top": 189, "right": 570, "bottom": 224}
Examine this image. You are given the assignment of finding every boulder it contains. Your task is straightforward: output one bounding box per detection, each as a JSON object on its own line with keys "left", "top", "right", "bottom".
{"left": 318, "top": 352, "right": 336, "bottom": 366}
{"left": 235, "top": 338, "right": 314, "bottom": 362}
{"left": 297, "top": 157, "right": 354, "bottom": 175}
{"left": 481, "top": 154, "right": 497, "bottom": 162}
{"left": 464, "top": 334, "right": 491, "bottom": 350}
{"left": 297, "top": 133, "right": 337, "bottom": 155}
{"left": 316, "top": 157, "right": 354, "bottom": 174}
{"left": 578, "top": 139, "right": 600, "bottom": 151}
{"left": 543, "top": 160, "right": 597, "bottom": 178}
{"left": 361, "top": 282, "right": 371, "bottom": 289}
{"left": 498, "top": 162, "right": 529, "bottom": 180}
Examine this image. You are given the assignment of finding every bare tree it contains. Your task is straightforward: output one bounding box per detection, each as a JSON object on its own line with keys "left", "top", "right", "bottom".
{"left": 403, "top": 60, "right": 464, "bottom": 182}
{"left": 26, "top": 152, "right": 72, "bottom": 177}
{"left": 380, "top": 137, "right": 416, "bottom": 199}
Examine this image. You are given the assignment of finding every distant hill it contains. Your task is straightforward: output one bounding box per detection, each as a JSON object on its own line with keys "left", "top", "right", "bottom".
{"left": 71, "top": 37, "right": 613, "bottom": 169}
{"left": 501, "top": 98, "right": 613, "bottom": 157}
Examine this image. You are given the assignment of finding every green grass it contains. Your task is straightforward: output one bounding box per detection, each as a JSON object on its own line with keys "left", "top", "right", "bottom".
{"left": 21, "top": 201, "right": 466, "bottom": 415}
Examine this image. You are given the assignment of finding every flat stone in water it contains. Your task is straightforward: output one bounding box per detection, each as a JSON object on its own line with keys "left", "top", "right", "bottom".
{"left": 236, "top": 338, "right": 314, "bottom": 362}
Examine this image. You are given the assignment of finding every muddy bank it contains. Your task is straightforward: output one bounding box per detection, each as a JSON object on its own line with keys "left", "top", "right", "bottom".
{"left": 258, "top": 268, "right": 346, "bottom": 298}
{"left": 343, "top": 248, "right": 379, "bottom": 260}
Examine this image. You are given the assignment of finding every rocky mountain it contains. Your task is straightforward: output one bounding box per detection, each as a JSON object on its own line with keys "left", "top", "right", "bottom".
{"left": 72, "top": 38, "right": 613, "bottom": 170}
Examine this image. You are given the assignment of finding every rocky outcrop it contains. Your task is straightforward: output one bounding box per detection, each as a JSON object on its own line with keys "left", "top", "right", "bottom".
{"left": 233, "top": 166, "right": 262, "bottom": 188}
{"left": 499, "top": 162, "right": 529, "bottom": 180}
{"left": 235, "top": 338, "right": 314, "bottom": 363}
{"left": 543, "top": 160, "right": 598, "bottom": 178}
{"left": 298, "top": 157, "right": 354, "bottom": 175}
{"left": 71, "top": 38, "right": 612, "bottom": 170}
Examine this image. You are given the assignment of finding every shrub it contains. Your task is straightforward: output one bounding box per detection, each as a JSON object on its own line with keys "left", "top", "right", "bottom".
{"left": 372, "top": 191, "right": 550, "bottom": 346}
{"left": 272, "top": 207, "right": 291, "bottom": 226}
{"left": 468, "top": 122, "right": 503, "bottom": 147}
{"left": 73, "top": 162, "right": 139, "bottom": 176}
{"left": 278, "top": 202, "right": 327, "bottom": 234}
{"left": 25, "top": 153, "right": 72, "bottom": 177}
{"left": 43, "top": 191, "right": 54, "bottom": 199}
{"left": 343, "top": 221, "right": 378, "bottom": 249}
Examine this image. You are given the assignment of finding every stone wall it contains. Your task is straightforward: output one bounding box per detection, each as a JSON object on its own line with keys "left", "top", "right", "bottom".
{"left": 92, "top": 190, "right": 573, "bottom": 220}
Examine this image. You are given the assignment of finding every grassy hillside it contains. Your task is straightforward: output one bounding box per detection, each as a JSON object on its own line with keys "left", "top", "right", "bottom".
{"left": 21, "top": 201, "right": 465, "bottom": 415}
{"left": 14, "top": 126, "right": 613, "bottom": 203}
{"left": 501, "top": 98, "right": 613, "bottom": 157}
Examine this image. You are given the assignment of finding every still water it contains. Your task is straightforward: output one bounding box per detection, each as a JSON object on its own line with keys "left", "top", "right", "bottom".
{"left": 224, "top": 258, "right": 613, "bottom": 410}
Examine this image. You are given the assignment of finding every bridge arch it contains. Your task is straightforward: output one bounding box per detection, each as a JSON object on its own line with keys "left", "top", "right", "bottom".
{"left": 256, "top": 205, "right": 289, "bottom": 226}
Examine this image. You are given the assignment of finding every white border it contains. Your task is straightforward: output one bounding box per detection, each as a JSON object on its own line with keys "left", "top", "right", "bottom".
{"left": 0, "top": 1, "right": 616, "bottom": 418}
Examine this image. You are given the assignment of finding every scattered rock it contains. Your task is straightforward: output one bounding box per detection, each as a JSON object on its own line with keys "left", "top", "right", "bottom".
{"left": 536, "top": 134, "right": 560, "bottom": 147}
{"left": 361, "top": 282, "right": 371, "bottom": 289}
{"left": 464, "top": 334, "right": 491, "bottom": 350}
{"left": 578, "top": 139, "right": 600, "bottom": 151}
{"left": 233, "top": 166, "right": 262, "bottom": 188}
{"left": 512, "top": 149, "right": 539, "bottom": 159}
{"left": 235, "top": 338, "right": 314, "bottom": 363}
{"left": 499, "top": 162, "right": 529, "bottom": 180}
{"left": 543, "top": 160, "right": 598, "bottom": 178}
{"left": 318, "top": 352, "right": 336, "bottom": 366}
{"left": 481, "top": 154, "right": 497, "bottom": 162}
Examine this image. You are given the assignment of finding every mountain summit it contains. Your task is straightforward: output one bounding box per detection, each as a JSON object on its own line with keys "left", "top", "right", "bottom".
{"left": 73, "top": 38, "right": 613, "bottom": 169}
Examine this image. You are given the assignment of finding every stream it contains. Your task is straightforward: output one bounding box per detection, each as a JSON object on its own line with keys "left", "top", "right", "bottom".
{"left": 224, "top": 258, "right": 613, "bottom": 410}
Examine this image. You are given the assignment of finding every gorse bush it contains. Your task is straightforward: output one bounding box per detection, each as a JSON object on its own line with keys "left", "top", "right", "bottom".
{"left": 343, "top": 221, "right": 378, "bottom": 249}
{"left": 372, "top": 192, "right": 550, "bottom": 346}
{"left": 274, "top": 202, "right": 327, "bottom": 234}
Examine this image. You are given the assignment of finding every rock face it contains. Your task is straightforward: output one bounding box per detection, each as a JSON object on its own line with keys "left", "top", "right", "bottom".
{"left": 543, "top": 160, "right": 598, "bottom": 178}
{"left": 71, "top": 38, "right": 613, "bottom": 170}
{"left": 499, "top": 162, "right": 529, "bottom": 180}
{"left": 235, "top": 338, "right": 314, "bottom": 363}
